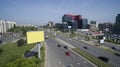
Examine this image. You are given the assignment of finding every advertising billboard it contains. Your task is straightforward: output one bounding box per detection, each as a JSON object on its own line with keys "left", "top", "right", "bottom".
{"left": 26, "top": 31, "right": 44, "bottom": 44}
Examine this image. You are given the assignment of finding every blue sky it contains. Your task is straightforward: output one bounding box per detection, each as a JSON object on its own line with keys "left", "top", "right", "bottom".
{"left": 0, "top": 0, "right": 120, "bottom": 25}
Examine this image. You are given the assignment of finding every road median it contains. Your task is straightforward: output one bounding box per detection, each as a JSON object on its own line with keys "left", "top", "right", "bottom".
{"left": 72, "top": 48, "right": 111, "bottom": 67}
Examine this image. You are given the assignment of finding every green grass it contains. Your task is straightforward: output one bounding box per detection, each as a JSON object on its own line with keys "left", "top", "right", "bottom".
{"left": 72, "top": 48, "right": 111, "bottom": 67}
{"left": 40, "top": 43, "right": 45, "bottom": 67}
{"left": 46, "top": 32, "right": 55, "bottom": 38}
{"left": 0, "top": 42, "right": 36, "bottom": 66}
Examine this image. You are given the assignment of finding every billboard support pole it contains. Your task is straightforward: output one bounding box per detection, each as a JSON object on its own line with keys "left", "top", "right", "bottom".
{"left": 38, "top": 42, "right": 41, "bottom": 59}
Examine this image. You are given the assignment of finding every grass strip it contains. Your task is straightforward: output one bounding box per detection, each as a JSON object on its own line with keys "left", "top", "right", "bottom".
{"left": 72, "top": 48, "right": 111, "bottom": 67}
{"left": 46, "top": 32, "right": 55, "bottom": 38}
{"left": 40, "top": 43, "right": 45, "bottom": 67}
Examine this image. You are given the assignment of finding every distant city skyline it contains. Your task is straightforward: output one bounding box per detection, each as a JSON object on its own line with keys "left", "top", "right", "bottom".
{"left": 0, "top": 0, "right": 120, "bottom": 25}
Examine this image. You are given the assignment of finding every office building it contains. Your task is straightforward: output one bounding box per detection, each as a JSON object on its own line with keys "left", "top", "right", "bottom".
{"left": 113, "top": 14, "right": 120, "bottom": 34}
{"left": 62, "top": 14, "right": 82, "bottom": 31}
{"left": 81, "top": 19, "right": 88, "bottom": 29}
{"left": 89, "top": 21, "right": 97, "bottom": 32}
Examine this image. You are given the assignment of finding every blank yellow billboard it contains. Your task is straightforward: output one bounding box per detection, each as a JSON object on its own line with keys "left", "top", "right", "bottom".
{"left": 26, "top": 31, "right": 44, "bottom": 44}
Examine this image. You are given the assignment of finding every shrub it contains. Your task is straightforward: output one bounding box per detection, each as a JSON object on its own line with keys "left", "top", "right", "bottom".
{"left": 5, "top": 57, "right": 40, "bottom": 67}
{"left": 0, "top": 48, "right": 3, "bottom": 55}
{"left": 17, "top": 39, "right": 26, "bottom": 47}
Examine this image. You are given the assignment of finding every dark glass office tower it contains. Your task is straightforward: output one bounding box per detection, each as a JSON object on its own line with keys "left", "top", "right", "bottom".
{"left": 82, "top": 19, "right": 88, "bottom": 29}
{"left": 113, "top": 14, "right": 120, "bottom": 34}
{"left": 62, "top": 14, "right": 82, "bottom": 31}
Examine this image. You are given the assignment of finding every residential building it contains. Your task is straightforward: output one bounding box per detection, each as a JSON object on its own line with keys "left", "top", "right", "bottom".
{"left": 0, "top": 20, "right": 16, "bottom": 34}
{"left": 48, "top": 21, "right": 54, "bottom": 28}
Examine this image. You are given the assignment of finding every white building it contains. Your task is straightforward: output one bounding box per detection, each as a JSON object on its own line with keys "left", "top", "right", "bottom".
{"left": 0, "top": 20, "right": 16, "bottom": 34}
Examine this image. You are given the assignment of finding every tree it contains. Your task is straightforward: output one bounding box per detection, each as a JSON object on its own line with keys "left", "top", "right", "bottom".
{"left": 17, "top": 39, "right": 26, "bottom": 47}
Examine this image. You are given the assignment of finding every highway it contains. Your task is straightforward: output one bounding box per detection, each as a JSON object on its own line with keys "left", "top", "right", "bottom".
{"left": 77, "top": 35, "right": 120, "bottom": 53}
{"left": 102, "top": 42, "right": 120, "bottom": 52}
{"left": 45, "top": 38, "right": 95, "bottom": 67}
{"left": 57, "top": 34, "right": 120, "bottom": 67}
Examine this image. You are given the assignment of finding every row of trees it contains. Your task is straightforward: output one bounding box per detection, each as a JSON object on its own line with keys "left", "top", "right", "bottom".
{"left": 8, "top": 26, "right": 38, "bottom": 36}
{"left": 105, "top": 38, "right": 120, "bottom": 44}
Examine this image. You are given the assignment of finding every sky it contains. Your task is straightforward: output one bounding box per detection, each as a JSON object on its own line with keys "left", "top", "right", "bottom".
{"left": 0, "top": 0, "right": 120, "bottom": 25}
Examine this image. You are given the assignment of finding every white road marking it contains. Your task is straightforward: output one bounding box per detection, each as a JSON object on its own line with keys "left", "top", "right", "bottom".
{"left": 77, "top": 62, "right": 80, "bottom": 65}
{"left": 70, "top": 64, "right": 73, "bottom": 67}
{"left": 59, "top": 61, "right": 62, "bottom": 64}
{"left": 48, "top": 61, "right": 50, "bottom": 67}
{"left": 83, "top": 61, "right": 87, "bottom": 63}
{"left": 63, "top": 65, "right": 65, "bottom": 67}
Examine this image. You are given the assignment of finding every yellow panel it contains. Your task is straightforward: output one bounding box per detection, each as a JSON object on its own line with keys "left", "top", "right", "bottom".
{"left": 26, "top": 31, "right": 44, "bottom": 44}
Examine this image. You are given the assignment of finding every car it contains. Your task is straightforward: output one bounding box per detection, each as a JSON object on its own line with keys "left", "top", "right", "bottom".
{"left": 65, "top": 51, "right": 70, "bottom": 56}
{"left": 57, "top": 44, "right": 61, "bottom": 47}
{"left": 24, "top": 51, "right": 35, "bottom": 58}
{"left": 64, "top": 46, "right": 68, "bottom": 49}
{"left": 83, "top": 46, "right": 88, "bottom": 49}
{"left": 45, "top": 36, "right": 48, "bottom": 39}
{"left": 0, "top": 40, "right": 2, "bottom": 44}
{"left": 98, "top": 56, "right": 109, "bottom": 62}
{"left": 111, "top": 47, "right": 116, "bottom": 50}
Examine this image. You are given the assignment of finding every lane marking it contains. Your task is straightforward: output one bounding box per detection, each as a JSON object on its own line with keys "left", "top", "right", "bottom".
{"left": 77, "top": 62, "right": 80, "bottom": 65}
{"left": 59, "top": 61, "right": 62, "bottom": 64}
{"left": 70, "top": 64, "right": 73, "bottom": 67}
{"left": 48, "top": 61, "right": 50, "bottom": 67}
{"left": 83, "top": 61, "right": 87, "bottom": 63}
{"left": 69, "top": 48, "right": 97, "bottom": 67}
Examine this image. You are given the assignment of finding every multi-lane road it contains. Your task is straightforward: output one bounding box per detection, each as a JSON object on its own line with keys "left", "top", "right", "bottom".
{"left": 45, "top": 38, "right": 95, "bottom": 67}
{"left": 57, "top": 34, "right": 120, "bottom": 67}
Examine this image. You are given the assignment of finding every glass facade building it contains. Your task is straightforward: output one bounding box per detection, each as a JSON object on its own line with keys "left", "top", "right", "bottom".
{"left": 62, "top": 14, "right": 81, "bottom": 31}
{"left": 82, "top": 19, "right": 88, "bottom": 29}
{"left": 113, "top": 14, "right": 120, "bottom": 34}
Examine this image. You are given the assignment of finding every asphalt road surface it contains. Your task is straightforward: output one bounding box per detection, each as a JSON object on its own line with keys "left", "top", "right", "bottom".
{"left": 57, "top": 34, "right": 120, "bottom": 67}
{"left": 45, "top": 38, "right": 95, "bottom": 67}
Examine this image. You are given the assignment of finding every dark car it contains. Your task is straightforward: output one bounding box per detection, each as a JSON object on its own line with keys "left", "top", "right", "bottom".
{"left": 98, "top": 56, "right": 109, "bottom": 62}
{"left": 65, "top": 51, "right": 70, "bottom": 56}
{"left": 64, "top": 46, "right": 68, "bottom": 49}
{"left": 0, "top": 40, "right": 2, "bottom": 44}
{"left": 24, "top": 51, "right": 35, "bottom": 58}
{"left": 45, "top": 36, "right": 48, "bottom": 39}
{"left": 83, "top": 46, "right": 88, "bottom": 49}
{"left": 57, "top": 44, "right": 61, "bottom": 47}
{"left": 111, "top": 47, "right": 116, "bottom": 50}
